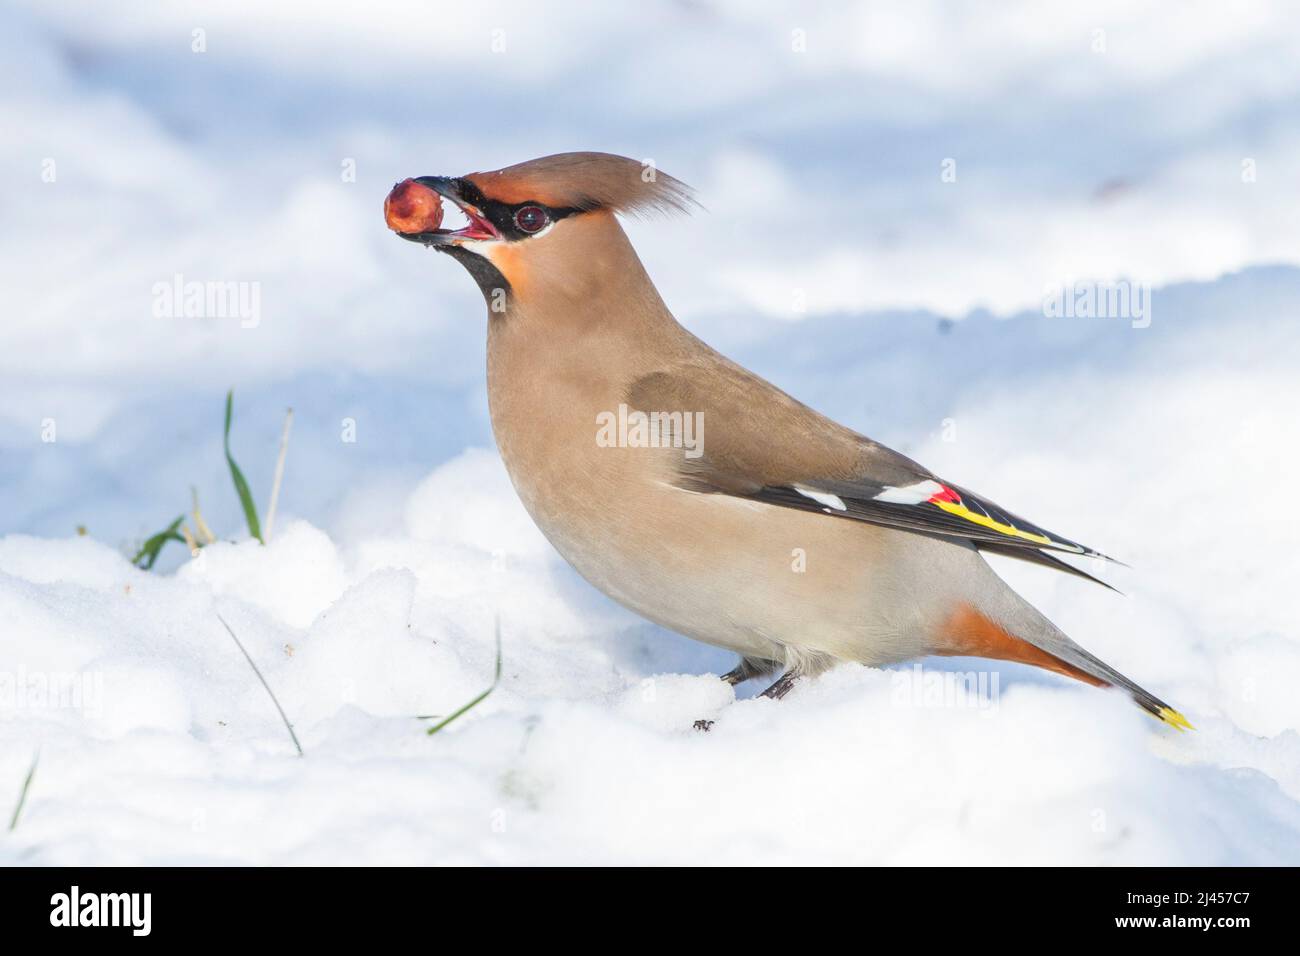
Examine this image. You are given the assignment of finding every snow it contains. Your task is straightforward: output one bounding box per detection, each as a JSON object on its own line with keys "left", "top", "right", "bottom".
{"left": 3, "top": 1, "right": 1300, "bottom": 864}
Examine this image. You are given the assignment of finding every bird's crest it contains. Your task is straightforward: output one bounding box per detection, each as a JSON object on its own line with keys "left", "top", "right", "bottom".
{"left": 465, "top": 152, "right": 698, "bottom": 218}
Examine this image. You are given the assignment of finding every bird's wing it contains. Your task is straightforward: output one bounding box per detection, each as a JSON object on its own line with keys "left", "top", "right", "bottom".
{"left": 755, "top": 479, "right": 1116, "bottom": 561}
{"left": 626, "top": 358, "right": 1118, "bottom": 570}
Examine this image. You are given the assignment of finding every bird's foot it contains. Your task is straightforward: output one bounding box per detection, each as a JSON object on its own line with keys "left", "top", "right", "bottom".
{"left": 698, "top": 664, "right": 797, "bottom": 729}
{"left": 759, "top": 671, "right": 799, "bottom": 700}
{"left": 719, "top": 656, "right": 778, "bottom": 686}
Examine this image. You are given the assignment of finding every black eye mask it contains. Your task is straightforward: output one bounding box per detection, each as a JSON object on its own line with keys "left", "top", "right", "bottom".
{"left": 451, "top": 178, "right": 583, "bottom": 241}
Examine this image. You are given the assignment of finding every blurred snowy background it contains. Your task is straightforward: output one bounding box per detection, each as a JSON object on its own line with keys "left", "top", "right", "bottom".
{"left": 2, "top": 1, "right": 1299, "bottom": 864}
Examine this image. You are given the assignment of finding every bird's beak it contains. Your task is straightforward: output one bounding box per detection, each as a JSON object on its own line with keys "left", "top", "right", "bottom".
{"left": 395, "top": 176, "right": 501, "bottom": 246}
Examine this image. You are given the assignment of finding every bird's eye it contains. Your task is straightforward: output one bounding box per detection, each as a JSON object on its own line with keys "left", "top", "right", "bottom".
{"left": 513, "top": 205, "right": 548, "bottom": 233}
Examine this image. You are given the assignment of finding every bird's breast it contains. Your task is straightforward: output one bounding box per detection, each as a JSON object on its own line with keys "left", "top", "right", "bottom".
{"left": 483, "top": 324, "right": 934, "bottom": 662}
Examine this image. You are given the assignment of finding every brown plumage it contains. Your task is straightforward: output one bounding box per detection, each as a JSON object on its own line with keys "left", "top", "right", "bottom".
{"left": 385, "top": 152, "right": 1192, "bottom": 730}
{"left": 465, "top": 152, "right": 697, "bottom": 216}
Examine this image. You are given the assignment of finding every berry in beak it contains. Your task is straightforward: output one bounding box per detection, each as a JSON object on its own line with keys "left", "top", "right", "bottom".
{"left": 384, "top": 176, "right": 500, "bottom": 245}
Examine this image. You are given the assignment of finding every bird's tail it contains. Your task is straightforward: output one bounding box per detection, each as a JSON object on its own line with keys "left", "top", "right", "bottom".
{"left": 939, "top": 603, "right": 1193, "bottom": 730}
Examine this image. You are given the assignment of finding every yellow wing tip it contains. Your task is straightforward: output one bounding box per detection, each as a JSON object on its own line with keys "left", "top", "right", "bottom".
{"left": 1157, "top": 707, "right": 1195, "bottom": 732}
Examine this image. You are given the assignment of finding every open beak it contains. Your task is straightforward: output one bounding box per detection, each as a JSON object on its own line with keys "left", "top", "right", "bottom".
{"left": 397, "top": 176, "right": 500, "bottom": 246}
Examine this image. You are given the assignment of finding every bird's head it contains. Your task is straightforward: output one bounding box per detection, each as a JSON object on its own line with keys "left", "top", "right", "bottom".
{"left": 385, "top": 152, "right": 695, "bottom": 312}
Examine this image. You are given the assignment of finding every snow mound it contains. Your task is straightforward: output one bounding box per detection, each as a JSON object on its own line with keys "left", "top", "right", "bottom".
{"left": 2, "top": 441, "right": 1299, "bottom": 865}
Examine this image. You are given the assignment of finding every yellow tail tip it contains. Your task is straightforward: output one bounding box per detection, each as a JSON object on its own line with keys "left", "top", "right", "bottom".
{"left": 1157, "top": 707, "right": 1195, "bottom": 731}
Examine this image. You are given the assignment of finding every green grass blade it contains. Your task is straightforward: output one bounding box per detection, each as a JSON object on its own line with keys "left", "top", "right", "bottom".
{"left": 9, "top": 751, "right": 39, "bottom": 832}
{"left": 427, "top": 617, "right": 503, "bottom": 736}
{"left": 224, "top": 390, "right": 263, "bottom": 543}
{"left": 132, "top": 515, "right": 186, "bottom": 570}
{"left": 216, "top": 612, "right": 303, "bottom": 757}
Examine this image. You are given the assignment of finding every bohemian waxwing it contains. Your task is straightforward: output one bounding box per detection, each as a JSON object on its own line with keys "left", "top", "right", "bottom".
{"left": 385, "top": 152, "right": 1191, "bottom": 730}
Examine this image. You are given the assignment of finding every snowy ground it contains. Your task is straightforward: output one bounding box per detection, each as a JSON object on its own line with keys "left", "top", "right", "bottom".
{"left": 3, "top": 2, "right": 1300, "bottom": 864}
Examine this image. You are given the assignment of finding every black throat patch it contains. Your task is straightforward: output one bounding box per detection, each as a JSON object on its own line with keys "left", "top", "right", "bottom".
{"left": 438, "top": 245, "right": 511, "bottom": 312}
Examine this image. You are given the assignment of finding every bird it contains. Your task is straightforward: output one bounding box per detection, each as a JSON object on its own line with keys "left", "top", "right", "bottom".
{"left": 385, "top": 151, "right": 1191, "bottom": 730}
